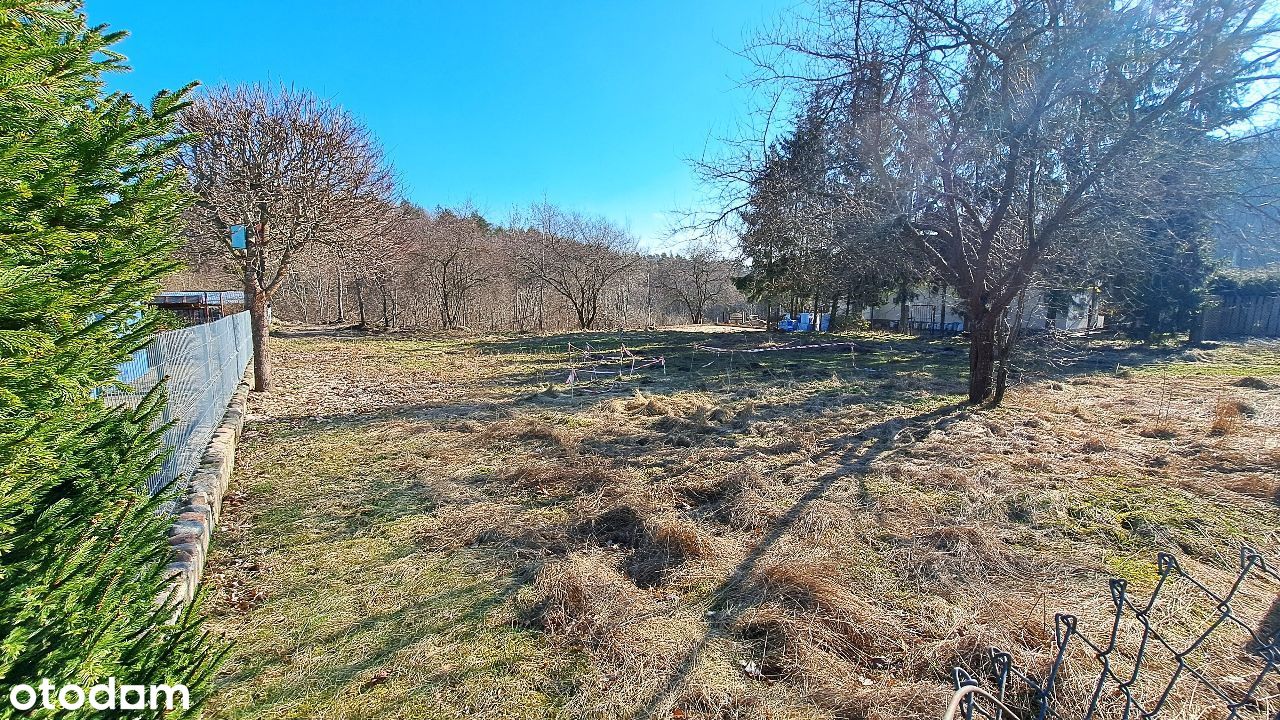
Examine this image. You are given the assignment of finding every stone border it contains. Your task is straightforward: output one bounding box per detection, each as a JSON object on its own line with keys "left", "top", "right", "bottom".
{"left": 161, "top": 374, "right": 251, "bottom": 606}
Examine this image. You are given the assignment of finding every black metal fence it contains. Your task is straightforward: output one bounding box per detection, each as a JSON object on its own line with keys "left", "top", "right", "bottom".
{"left": 949, "top": 548, "right": 1280, "bottom": 720}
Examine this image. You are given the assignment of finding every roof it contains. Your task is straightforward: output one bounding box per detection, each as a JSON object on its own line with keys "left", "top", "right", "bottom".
{"left": 153, "top": 290, "right": 245, "bottom": 305}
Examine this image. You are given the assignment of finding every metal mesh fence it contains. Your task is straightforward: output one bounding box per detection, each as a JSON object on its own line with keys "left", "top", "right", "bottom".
{"left": 104, "top": 311, "right": 252, "bottom": 495}
{"left": 948, "top": 548, "right": 1280, "bottom": 720}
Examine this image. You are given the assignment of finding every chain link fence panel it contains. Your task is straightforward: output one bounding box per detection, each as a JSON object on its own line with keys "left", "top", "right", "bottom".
{"left": 104, "top": 311, "right": 252, "bottom": 495}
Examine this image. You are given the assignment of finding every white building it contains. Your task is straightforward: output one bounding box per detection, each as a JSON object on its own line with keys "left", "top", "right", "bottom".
{"left": 863, "top": 286, "right": 1103, "bottom": 332}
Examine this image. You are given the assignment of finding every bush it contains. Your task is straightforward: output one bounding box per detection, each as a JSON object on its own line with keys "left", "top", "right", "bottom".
{"left": 0, "top": 3, "right": 221, "bottom": 715}
{"left": 1208, "top": 267, "right": 1280, "bottom": 298}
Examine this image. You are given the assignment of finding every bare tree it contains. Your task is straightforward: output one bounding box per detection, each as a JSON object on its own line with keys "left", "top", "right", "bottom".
{"left": 512, "top": 203, "right": 637, "bottom": 330}
{"left": 178, "top": 85, "right": 396, "bottom": 391}
{"left": 652, "top": 245, "right": 735, "bottom": 323}
{"left": 400, "top": 205, "right": 498, "bottom": 329}
{"left": 739, "top": 0, "right": 1280, "bottom": 402}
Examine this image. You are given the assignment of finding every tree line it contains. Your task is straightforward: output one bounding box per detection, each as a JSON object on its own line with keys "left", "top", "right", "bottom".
{"left": 261, "top": 203, "right": 743, "bottom": 334}
{"left": 175, "top": 87, "right": 745, "bottom": 391}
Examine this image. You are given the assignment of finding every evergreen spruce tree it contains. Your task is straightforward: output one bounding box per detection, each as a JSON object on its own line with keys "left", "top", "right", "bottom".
{"left": 1104, "top": 171, "right": 1216, "bottom": 339}
{"left": 0, "top": 2, "right": 221, "bottom": 716}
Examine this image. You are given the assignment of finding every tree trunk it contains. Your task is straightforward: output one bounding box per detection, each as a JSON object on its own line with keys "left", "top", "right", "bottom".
{"left": 245, "top": 220, "right": 272, "bottom": 392}
{"left": 335, "top": 263, "right": 345, "bottom": 324}
{"left": 537, "top": 285, "right": 545, "bottom": 333}
{"left": 992, "top": 348, "right": 1010, "bottom": 405}
{"left": 899, "top": 298, "right": 910, "bottom": 333}
{"left": 247, "top": 285, "right": 271, "bottom": 392}
{"left": 966, "top": 288, "right": 1006, "bottom": 403}
{"left": 1189, "top": 309, "right": 1205, "bottom": 344}
{"left": 355, "top": 278, "right": 367, "bottom": 327}
{"left": 968, "top": 325, "right": 996, "bottom": 403}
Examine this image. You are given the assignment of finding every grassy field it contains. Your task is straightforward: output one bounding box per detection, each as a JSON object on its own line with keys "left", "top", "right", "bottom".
{"left": 200, "top": 328, "right": 1280, "bottom": 720}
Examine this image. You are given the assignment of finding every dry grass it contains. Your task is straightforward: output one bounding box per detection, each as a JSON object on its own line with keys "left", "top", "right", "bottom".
{"left": 484, "top": 416, "right": 580, "bottom": 453}
{"left": 502, "top": 458, "right": 608, "bottom": 496}
{"left": 626, "top": 516, "right": 715, "bottom": 587}
{"left": 901, "top": 523, "right": 1023, "bottom": 582}
{"left": 1138, "top": 422, "right": 1180, "bottom": 439}
{"left": 737, "top": 561, "right": 896, "bottom": 670}
{"left": 1233, "top": 375, "right": 1274, "bottom": 390}
{"left": 201, "top": 330, "right": 1280, "bottom": 720}
{"left": 1209, "top": 399, "right": 1252, "bottom": 436}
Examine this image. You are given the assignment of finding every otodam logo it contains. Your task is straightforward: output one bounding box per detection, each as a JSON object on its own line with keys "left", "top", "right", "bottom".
{"left": 6, "top": 679, "right": 190, "bottom": 712}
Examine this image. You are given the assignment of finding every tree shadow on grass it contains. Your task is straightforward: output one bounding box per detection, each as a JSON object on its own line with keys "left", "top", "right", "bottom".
{"left": 214, "top": 561, "right": 541, "bottom": 711}
{"left": 627, "top": 402, "right": 970, "bottom": 719}
{"left": 471, "top": 329, "right": 1191, "bottom": 401}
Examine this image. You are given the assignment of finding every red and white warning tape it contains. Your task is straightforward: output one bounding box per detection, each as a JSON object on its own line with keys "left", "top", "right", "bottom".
{"left": 695, "top": 342, "right": 858, "bottom": 354}
{"left": 564, "top": 344, "right": 665, "bottom": 387}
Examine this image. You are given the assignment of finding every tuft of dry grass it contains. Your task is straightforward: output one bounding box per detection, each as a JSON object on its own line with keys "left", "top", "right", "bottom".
{"left": 677, "top": 465, "right": 783, "bottom": 532}
{"left": 483, "top": 416, "right": 579, "bottom": 453}
{"left": 733, "top": 561, "right": 898, "bottom": 675}
{"left": 1080, "top": 437, "right": 1108, "bottom": 453}
{"left": 526, "top": 553, "right": 708, "bottom": 714}
{"left": 1223, "top": 398, "right": 1256, "bottom": 417}
{"left": 647, "top": 517, "right": 713, "bottom": 559}
{"left": 722, "top": 488, "right": 779, "bottom": 531}
{"left": 1209, "top": 400, "right": 1248, "bottom": 436}
{"left": 576, "top": 505, "right": 647, "bottom": 548}
{"left": 1011, "top": 455, "right": 1051, "bottom": 473}
{"left": 1233, "top": 375, "right": 1273, "bottom": 390}
{"left": 894, "top": 523, "right": 1022, "bottom": 583}
{"left": 1139, "top": 423, "right": 1179, "bottom": 439}
{"left": 626, "top": 391, "right": 674, "bottom": 417}
{"left": 679, "top": 465, "right": 767, "bottom": 505}
{"left": 501, "top": 458, "right": 608, "bottom": 495}
{"left": 793, "top": 499, "right": 860, "bottom": 539}
{"left": 626, "top": 516, "right": 714, "bottom": 587}
{"left": 531, "top": 556, "right": 646, "bottom": 647}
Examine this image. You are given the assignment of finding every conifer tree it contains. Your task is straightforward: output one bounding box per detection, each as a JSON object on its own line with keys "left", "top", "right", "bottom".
{"left": 0, "top": 2, "right": 221, "bottom": 715}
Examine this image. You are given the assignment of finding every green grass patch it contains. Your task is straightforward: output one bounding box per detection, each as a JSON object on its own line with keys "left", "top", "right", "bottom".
{"left": 208, "top": 415, "right": 582, "bottom": 718}
{"left": 1134, "top": 345, "right": 1280, "bottom": 378}
{"left": 1031, "top": 477, "right": 1272, "bottom": 562}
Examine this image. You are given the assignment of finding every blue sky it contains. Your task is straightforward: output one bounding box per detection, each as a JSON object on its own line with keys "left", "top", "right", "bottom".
{"left": 88, "top": 0, "right": 793, "bottom": 251}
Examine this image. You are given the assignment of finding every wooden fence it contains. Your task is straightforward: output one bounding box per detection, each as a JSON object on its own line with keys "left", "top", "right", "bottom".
{"left": 1197, "top": 294, "right": 1280, "bottom": 339}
